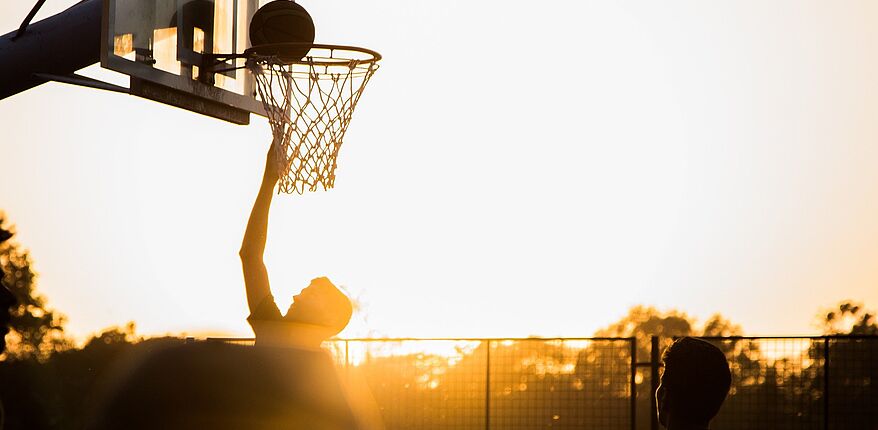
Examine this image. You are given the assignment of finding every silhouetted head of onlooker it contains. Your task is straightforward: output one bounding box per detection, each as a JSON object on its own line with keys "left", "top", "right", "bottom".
{"left": 87, "top": 341, "right": 358, "bottom": 430}
{"left": 656, "top": 337, "right": 731, "bottom": 429}
{"left": 0, "top": 226, "right": 17, "bottom": 354}
{"left": 284, "top": 277, "right": 352, "bottom": 340}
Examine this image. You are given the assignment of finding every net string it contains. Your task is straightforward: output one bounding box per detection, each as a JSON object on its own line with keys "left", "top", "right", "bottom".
{"left": 249, "top": 55, "right": 378, "bottom": 194}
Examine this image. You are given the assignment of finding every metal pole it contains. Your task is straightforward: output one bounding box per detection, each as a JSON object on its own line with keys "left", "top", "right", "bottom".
{"left": 630, "top": 338, "right": 637, "bottom": 430}
{"left": 823, "top": 337, "right": 830, "bottom": 430}
{"left": 485, "top": 340, "right": 491, "bottom": 430}
{"left": 0, "top": 0, "right": 102, "bottom": 100}
{"left": 13, "top": 0, "right": 48, "bottom": 40}
{"left": 651, "top": 336, "right": 660, "bottom": 430}
{"left": 343, "top": 340, "right": 351, "bottom": 383}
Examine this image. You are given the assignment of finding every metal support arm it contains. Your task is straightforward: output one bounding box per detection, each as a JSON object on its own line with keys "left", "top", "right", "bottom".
{"left": 32, "top": 73, "right": 128, "bottom": 94}
{"left": 13, "top": 0, "right": 48, "bottom": 40}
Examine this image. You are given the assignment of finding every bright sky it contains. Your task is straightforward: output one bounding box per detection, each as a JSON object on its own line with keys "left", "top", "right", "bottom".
{"left": 2, "top": 0, "right": 878, "bottom": 343}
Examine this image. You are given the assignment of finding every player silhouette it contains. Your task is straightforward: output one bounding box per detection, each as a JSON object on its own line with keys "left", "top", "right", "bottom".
{"left": 86, "top": 146, "right": 362, "bottom": 430}
{"left": 240, "top": 145, "right": 353, "bottom": 348}
{"left": 656, "top": 337, "right": 731, "bottom": 430}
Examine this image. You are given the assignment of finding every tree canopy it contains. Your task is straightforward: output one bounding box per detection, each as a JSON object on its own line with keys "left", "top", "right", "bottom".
{"left": 0, "top": 214, "right": 70, "bottom": 361}
{"left": 818, "top": 300, "right": 878, "bottom": 335}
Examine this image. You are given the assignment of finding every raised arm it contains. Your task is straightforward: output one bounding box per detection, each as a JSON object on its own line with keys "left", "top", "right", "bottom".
{"left": 239, "top": 147, "right": 280, "bottom": 313}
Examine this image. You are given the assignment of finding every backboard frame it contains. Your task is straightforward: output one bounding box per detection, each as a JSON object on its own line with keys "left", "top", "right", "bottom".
{"left": 100, "top": 0, "right": 265, "bottom": 124}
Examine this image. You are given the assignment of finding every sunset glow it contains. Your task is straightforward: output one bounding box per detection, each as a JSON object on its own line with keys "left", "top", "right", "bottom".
{"left": 2, "top": 0, "right": 878, "bottom": 345}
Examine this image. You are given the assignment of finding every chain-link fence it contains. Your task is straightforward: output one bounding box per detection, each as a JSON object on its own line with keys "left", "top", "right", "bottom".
{"left": 697, "top": 336, "right": 878, "bottom": 430}
{"left": 204, "top": 336, "right": 878, "bottom": 429}
{"left": 326, "top": 338, "right": 636, "bottom": 430}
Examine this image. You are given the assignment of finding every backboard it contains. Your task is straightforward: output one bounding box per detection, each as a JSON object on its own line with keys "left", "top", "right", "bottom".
{"left": 101, "top": 0, "right": 264, "bottom": 124}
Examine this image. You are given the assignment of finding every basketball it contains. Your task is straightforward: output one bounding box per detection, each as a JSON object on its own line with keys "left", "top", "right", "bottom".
{"left": 249, "top": 0, "right": 315, "bottom": 62}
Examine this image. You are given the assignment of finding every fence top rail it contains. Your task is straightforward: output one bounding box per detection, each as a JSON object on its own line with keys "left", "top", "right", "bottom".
{"left": 197, "top": 335, "right": 878, "bottom": 344}
{"left": 694, "top": 335, "right": 878, "bottom": 340}
{"left": 201, "top": 336, "right": 638, "bottom": 343}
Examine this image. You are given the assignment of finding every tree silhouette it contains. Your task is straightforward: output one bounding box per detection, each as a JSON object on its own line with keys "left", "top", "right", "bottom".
{"left": 0, "top": 214, "right": 71, "bottom": 361}
{"left": 818, "top": 300, "right": 878, "bottom": 335}
{"left": 594, "top": 305, "right": 694, "bottom": 360}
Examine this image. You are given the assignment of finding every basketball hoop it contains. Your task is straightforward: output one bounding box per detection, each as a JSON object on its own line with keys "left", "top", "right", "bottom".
{"left": 245, "top": 43, "right": 381, "bottom": 194}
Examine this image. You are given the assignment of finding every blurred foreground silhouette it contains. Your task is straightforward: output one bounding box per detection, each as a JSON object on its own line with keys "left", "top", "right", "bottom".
{"left": 86, "top": 342, "right": 358, "bottom": 430}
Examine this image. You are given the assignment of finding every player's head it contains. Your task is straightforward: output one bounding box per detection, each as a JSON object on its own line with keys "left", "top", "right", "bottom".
{"left": 656, "top": 337, "right": 731, "bottom": 428}
{"left": 285, "top": 277, "right": 352, "bottom": 338}
{"left": 0, "top": 226, "right": 17, "bottom": 354}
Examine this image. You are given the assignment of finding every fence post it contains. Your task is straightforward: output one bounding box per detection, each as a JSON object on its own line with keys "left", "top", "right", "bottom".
{"left": 651, "top": 336, "right": 660, "bottom": 430}
{"left": 485, "top": 339, "right": 491, "bottom": 430}
{"left": 823, "top": 337, "right": 830, "bottom": 430}
{"left": 630, "top": 338, "right": 637, "bottom": 430}
{"left": 345, "top": 340, "right": 350, "bottom": 380}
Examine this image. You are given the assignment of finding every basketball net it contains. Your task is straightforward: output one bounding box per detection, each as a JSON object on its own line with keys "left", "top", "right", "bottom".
{"left": 248, "top": 48, "right": 379, "bottom": 194}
